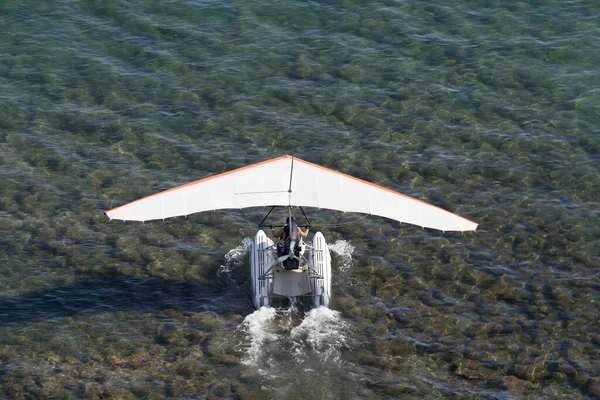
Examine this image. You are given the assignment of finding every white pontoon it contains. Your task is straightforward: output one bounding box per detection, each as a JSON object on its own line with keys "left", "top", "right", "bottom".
{"left": 105, "top": 155, "right": 477, "bottom": 309}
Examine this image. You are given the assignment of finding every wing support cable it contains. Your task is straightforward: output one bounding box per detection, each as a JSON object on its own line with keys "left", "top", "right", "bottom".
{"left": 299, "top": 206, "right": 311, "bottom": 227}
{"left": 258, "top": 206, "right": 276, "bottom": 228}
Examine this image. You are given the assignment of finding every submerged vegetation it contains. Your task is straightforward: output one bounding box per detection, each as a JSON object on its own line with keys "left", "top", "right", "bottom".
{"left": 0, "top": 0, "right": 598, "bottom": 398}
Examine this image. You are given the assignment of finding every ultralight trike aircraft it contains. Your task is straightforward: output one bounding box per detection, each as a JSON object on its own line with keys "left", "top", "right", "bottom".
{"left": 105, "top": 155, "right": 477, "bottom": 309}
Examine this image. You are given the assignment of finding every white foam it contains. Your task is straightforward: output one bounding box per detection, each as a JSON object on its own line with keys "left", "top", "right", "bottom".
{"left": 238, "top": 306, "right": 278, "bottom": 366}
{"left": 218, "top": 237, "right": 253, "bottom": 278}
{"left": 291, "top": 306, "right": 348, "bottom": 363}
{"left": 328, "top": 239, "right": 354, "bottom": 272}
{"left": 238, "top": 306, "right": 349, "bottom": 371}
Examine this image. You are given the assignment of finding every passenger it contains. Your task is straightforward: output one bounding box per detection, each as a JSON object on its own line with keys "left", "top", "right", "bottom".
{"left": 279, "top": 217, "right": 309, "bottom": 241}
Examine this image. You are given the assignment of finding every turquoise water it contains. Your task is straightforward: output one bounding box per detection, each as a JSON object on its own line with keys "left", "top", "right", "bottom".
{"left": 1, "top": 0, "right": 598, "bottom": 398}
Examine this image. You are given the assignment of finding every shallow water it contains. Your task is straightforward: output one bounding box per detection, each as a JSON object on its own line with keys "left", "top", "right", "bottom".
{"left": 1, "top": 0, "right": 599, "bottom": 398}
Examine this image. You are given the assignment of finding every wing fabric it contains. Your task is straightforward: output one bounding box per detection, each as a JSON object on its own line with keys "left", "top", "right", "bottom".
{"left": 105, "top": 156, "right": 294, "bottom": 221}
{"left": 290, "top": 158, "right": 477, "bottom": 232}
{"left": 105, "top": 154, "right": 478, "bottom": 232}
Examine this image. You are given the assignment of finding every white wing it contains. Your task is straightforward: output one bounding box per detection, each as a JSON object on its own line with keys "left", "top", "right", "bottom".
{"left": 105, "top": 155, "right": 477, "bottom": 232}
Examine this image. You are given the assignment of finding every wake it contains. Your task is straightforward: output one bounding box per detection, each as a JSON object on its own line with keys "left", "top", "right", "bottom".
{"left": 328, "top": 239, "right": 355, "bottom": 272}
{"left": 217, "top": 237, "right": 253, "bottom": 279}
{"left": 237, "top": 306, "right": 349, "bottom": 369}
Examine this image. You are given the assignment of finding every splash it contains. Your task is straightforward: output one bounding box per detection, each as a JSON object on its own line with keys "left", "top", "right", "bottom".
{"left": 290, "top": 306, "right": 348, "bottom": 363}
{"left": 328, "top": 239, "right": 354, "bottom": 272}
{"left": 238, "top": 306, "right": 349, "bottom": 370}
{"left": 238, "top": 307, "right": 278, "bottom": 367}
{"left": 218, "top": 237, "right": 253, "bottom": 278}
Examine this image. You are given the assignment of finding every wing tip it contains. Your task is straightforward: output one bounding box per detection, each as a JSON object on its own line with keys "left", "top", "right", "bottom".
{"left": 104, "top": 210, "right": 119, "bottom": 222}
{"left": 466, "top": 221, "right": 479, "bottom": 232}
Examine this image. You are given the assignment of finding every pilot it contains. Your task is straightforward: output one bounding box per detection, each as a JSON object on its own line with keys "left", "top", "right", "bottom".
{"left": 276, "top": 217, "right": 309, "bottom": 256}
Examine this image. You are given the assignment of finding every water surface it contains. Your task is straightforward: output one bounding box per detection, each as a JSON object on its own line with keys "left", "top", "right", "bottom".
{"left": 0, "top": 0, "right": 598, "bottom": 398}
